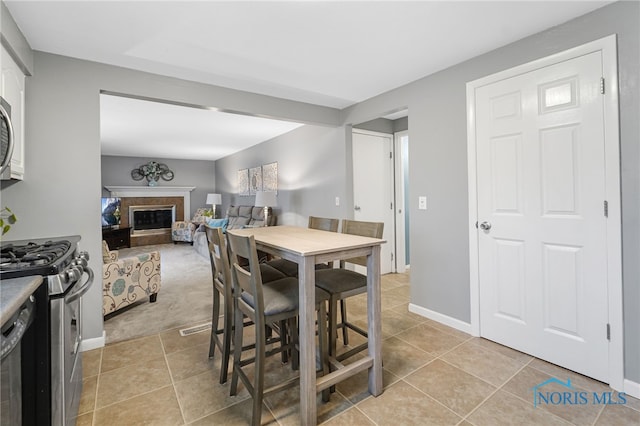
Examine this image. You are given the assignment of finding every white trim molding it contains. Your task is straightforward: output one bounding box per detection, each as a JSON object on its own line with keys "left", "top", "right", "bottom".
{"left": 105, "top": 186, "right": 196, "bottom": 219}
{"left": 466, "top": 35, "right": 623, "bottom": 390}
{"left": 623, "top": 379, "right": 640, "bottom": 400}
{"left": 409, "top": 303, "right": 473, "bottom": 335}
{"left": 80, "top": 330, "right": 106, "bottom": 352}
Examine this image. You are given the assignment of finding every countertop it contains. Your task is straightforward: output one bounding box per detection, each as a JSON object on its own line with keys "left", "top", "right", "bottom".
{"left": 1, "top": 276, "right": 43, "bottom": 327}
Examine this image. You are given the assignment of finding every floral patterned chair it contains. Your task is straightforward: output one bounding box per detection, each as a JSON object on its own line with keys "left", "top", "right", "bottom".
{"left": 171, "top": 207, "right": 210, "bottom": 244}
{"left": 102, "top": 241, "right": 162, "bottom": 316}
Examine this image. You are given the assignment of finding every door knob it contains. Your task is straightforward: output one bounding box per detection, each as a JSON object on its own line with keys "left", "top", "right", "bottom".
{"left": 479, "top": 221, "right": 492, "bottom": 231}
{"left": 354, "top": 205, "right": 361, "bottom": 211}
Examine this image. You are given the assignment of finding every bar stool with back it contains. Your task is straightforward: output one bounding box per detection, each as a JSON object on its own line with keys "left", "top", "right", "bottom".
{"left": 314, "top": 219, "right": 384, "bottom": 361}
{"left": 226, "top": 231, "right": 331, "bottom": 426}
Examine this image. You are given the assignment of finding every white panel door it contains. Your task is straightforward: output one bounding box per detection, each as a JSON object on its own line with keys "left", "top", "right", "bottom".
{"left": 352, "top": 131, "right": 394, "bottom": 274}
{"left": 476, "top": 51, "right": 609, "bottom": 381}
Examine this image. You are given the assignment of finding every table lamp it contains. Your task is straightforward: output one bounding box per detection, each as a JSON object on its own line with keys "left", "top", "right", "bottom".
{"left": 254, "top": 191, "right": 277, "bottom": 226}
{"left": 206, "top": 193, "right": 222, "bottom": 218}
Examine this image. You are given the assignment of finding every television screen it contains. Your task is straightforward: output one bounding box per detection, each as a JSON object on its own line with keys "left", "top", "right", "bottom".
{"left": 101, "top": 197, "right": 121, "bottom": 226}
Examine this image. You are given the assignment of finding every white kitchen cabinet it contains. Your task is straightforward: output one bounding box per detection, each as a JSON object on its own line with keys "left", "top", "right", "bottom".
{"left": 1, "top": 45, "right": 25, "bottom": 180}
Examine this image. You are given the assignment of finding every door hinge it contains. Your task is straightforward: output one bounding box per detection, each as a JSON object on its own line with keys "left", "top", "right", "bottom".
{"left": 390, "top": 202, "right": 393, "bottom": 210}
{"left": 389, "top": 151, "right": 393, "bottom": 159}
{"left": 604, "top": 200, "right": 609, "bottom": 217}
{"left": 391, "top": 252, "right": 394, "bottom": 261}
{"left": 606, "top": 323, "right": 611, "bottom": 341}
{"left": 600, "top": 77, "right": 605, "bottom": 95}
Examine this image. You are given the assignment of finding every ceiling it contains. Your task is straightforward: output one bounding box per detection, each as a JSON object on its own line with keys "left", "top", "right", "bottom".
{"left": 99, "top": 94, "right": 304, "bottom": 160}
{"left": 5, "top": 1, "right": 610, "bottom": 161}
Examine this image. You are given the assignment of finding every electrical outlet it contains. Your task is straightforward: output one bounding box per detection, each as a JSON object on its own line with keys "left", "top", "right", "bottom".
{"left": 335, "top": 197, "right": 340, "bottom": 206}
{"left": 419, "top": 196, "right": 427, "bottom": 210}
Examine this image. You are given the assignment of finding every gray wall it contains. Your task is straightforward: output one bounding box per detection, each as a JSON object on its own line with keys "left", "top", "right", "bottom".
{"left": 101, "top": 155, "right": 216, "bottom": 215}
{"left": 0, "top": 49, "right": 340, "bottom": 344}
{"left": 341, "top": 1, "right": 639, "bottom": 381}
{"left": 215, "top": 124, "right": 351, "bottom": 225}
{"left": 353, "top": 116, "right": 408, "bottom": 134}
{"left": 354, "top": 117, "right": 394, "bottom": 134}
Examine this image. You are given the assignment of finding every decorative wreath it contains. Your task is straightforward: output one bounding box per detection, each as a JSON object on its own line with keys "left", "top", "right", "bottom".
{"left": 131, "top": 161, "right": 174, "bottom": 183}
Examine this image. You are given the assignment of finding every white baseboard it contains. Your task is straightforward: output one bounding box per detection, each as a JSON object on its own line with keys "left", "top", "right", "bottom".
{"left": 624, "top": 379, "right": 640, "bottom": 399}
{"left": 408, "top": 303, "right": 473, "bottom": 335}
{"left": 80, "top": 331, "right": 106, "bottom": 352}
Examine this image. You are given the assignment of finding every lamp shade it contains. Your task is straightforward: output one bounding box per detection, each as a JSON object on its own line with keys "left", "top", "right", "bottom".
{"left": 206, "top": 193, "right": 222, "bottom": 205}
{"left": 254, "top": 191, "right": 277, "bottom": 207}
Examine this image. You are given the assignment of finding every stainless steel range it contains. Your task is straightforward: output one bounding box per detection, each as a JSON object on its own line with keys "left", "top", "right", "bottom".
{"left": 0, "top": 236, "right": 93, "bottom": 426}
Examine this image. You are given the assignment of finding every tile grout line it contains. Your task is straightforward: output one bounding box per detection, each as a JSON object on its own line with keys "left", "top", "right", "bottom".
{"left": 590, "top": 403, "right": 607, "bottom": 426}
{"left": 489, "top": 357, "right": 595, "bottom": 426}
{"left": 90, "top": 347, "right": 104, "bottom": 426}
{"left": 401, "top": 378, "right": 467, "bottom": 422}
{"left": 159, "top": 332, "right": 189, "bottom": 425}
{"left": 458, "top": 356, "right": 535, "bottom": 423}
{"left": 386, "top": 336, "right": 505, "bottom": 422}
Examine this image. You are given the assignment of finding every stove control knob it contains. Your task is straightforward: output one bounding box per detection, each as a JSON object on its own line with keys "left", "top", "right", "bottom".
{"left": 65, "top": 267, "right": 81, "bottom": 283}
{"left": 72, "top": 257, "right": 88, "bottom": 268}
{"left": 78, "top": 251, "right": 90, "bottom": 262}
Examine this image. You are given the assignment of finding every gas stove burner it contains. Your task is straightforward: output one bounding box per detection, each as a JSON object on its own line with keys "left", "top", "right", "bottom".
{"left": 1, "top": 240, "right": 70, "bottom": 259}
{"left": 0, "top": 237, "right": 77, "bottom": 279}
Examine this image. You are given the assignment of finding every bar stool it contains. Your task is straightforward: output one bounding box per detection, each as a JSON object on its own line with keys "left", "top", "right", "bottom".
{"left": 205, "top": 225, "right": 288, "bottom": 384}
{"left": 227, "top": 232, "right": 330, "bottom": 426}
{"left": 314, "top": 219, "right": 384, "bottom": 361}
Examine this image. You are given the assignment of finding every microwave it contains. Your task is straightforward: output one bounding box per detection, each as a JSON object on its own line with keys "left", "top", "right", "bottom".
{"left": 0, "top": 96, "right": 15, "bottom": 179}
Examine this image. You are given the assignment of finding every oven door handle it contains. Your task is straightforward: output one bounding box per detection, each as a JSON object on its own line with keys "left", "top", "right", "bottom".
{"left": 67, "top": 267, "right": 94, "bottom": 303}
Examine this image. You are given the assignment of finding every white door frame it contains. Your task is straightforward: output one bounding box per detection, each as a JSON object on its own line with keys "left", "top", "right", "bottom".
{"left": 394, "top": 130, "right": 408, "bottom": 273}
{"left": 466, "top": 35, "right": 623, "bottom": 390}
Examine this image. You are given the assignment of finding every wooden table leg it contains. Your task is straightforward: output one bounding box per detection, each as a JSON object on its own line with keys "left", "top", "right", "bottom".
{"left": 367, "top": 245, "right": 383, "bottom": 396}
{"left": 299, "top": 256, "right": 317, "bottom": 425}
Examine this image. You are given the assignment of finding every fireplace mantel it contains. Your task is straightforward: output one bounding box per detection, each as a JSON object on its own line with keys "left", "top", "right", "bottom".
{"left": 105, "top": 186, "right": 195, "bottom": 219}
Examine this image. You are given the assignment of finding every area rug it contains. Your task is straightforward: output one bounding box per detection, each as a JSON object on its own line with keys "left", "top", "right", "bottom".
{"left": 103, "top": 243, "right": 213, "bottom": 344}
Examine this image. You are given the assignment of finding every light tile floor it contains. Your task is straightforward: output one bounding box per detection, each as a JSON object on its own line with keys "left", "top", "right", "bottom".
{"left": 78, "top": 273, "right": 640, "bottom": 425}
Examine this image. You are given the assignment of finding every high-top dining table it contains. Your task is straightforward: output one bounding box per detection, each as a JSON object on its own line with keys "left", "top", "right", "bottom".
{"left": 228, "top": 225, "right": 385, "bottom": 425}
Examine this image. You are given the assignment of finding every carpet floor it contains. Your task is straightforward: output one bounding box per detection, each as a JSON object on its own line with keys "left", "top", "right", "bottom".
{"left": 103, "top": 243, "right": 213, "bottom": 344}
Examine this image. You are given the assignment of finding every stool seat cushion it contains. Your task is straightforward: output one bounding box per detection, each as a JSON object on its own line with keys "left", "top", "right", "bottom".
{"left": 267, "top": 258, "right": 333, "bottom": 278}
{"left": 241, "top": 277, "right": 330, "bottom": 316}
{"left": 315, "top": 269, "right": 366, "bottom": 294}
{"left": 258, "top": 264, "right": 288, "bottom": 283}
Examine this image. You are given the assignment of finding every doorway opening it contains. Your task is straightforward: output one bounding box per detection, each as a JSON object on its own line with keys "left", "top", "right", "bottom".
{"left": 352, "top": 109, "right": 409, "bottom": 274}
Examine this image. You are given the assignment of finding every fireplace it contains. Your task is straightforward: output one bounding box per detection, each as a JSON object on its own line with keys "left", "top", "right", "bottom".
{"left": 105, "top": 186, "right": 195, "bottom": 246}
{"left": 129, "top": 205, "right": 176, "bottom": 235}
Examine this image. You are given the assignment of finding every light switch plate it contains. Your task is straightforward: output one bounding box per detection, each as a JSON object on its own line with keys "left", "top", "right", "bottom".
{"left": 335, "top": 197, "right": 340, "bottom": 206}
{"left": 418, "top": 196, "right": 427, "bottom": 210}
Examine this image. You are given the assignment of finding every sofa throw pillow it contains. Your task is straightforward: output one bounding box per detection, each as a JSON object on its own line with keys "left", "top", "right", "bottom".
{"left": 207, "top": 218, "right": 228, "bottom": 233}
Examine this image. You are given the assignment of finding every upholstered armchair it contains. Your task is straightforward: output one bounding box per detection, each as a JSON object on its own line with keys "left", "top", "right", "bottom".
{"left": 171, "top": 207, "right": 210, "bottom": 244}
{"left": 102, "top": 241, "right": 161, "bottom": 316}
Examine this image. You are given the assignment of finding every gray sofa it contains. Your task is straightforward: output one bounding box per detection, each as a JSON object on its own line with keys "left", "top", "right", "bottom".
{"left": 193, "top": 205, "right": 276, "bottom": 259}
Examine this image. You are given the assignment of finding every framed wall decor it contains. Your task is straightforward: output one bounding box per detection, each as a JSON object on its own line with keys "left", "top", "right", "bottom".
{"left": 237, "top": 169, "right": 249, "bottom": 196}
{"left": 249, "top": 166, "right": 262, "bottom": 195}
{"left": 262, "top": 162, "right": 278, "bottom": 193}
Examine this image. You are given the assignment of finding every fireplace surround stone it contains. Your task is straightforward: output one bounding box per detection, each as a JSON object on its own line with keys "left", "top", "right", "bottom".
{"left": 105, "top": 186, "right": 195, "bottom": 247}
